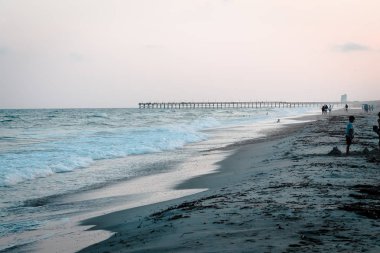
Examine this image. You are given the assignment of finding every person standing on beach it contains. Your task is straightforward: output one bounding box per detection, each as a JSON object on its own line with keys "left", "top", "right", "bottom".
{"left": 321, "top": 105, "right": 328, "bottom": 115}
{"left": 345, "top": 104, "right": 348, "bottom": 111}
{"left": 374, "top": 112, "right": 380, "bottom": 150}
{"left": 378, "top": 117, "right": 380, "bottom": 150}
{"left": 345, "top": 116, "right": 355, "bottom": 155}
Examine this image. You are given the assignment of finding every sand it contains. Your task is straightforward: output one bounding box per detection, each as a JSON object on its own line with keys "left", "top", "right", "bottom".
{"left": 79, "top": 109, "right": 380, "bottom": 253}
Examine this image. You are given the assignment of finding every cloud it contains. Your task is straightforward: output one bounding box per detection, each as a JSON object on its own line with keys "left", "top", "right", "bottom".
{"left": 334, "top": 42, "right": 371, "bottom": 52}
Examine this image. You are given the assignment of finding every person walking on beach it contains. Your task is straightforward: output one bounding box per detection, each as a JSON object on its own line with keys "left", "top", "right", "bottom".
{"left": 364, "top": 104, "right": 369, "bottom": 113}
{"left": 373, "top": 112, "right": 380, "bottom": 150}
{"left": 321, "top": 104, "right": 328, "bottom": 115}
{"left": 345, "top": 116, "right": 355, "bottom": 155}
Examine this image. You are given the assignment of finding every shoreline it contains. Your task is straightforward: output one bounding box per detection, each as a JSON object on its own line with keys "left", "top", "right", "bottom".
{"left": 1, "top": 108, "right": 323, "bottom": 253}
{"left": 79, "top": 108, "right": 380, "bottom": 253}
{"left": 75, "top": 113, "right": 320, "bottom": 249}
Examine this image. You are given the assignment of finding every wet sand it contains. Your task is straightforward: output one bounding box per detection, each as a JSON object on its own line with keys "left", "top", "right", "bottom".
{"left": 80, "top": 109, "right": 380, "bottom": 253}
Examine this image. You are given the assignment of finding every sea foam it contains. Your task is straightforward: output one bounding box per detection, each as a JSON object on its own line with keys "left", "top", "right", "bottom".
{"left": 0, "top": 107, "right": 319, "bottom": 186}
{"left": 0, "top": 115, "right": 215, "bottom": 186}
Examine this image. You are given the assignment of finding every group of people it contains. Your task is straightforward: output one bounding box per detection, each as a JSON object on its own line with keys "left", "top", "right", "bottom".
{"left": 345, "top": 112, "right": 380, "bottom": 155}
{"left": 321, "top": 104, "right": 332, "bottom": 115}
{"left": 362, "top": 104, "right": 375, "bottom": 113}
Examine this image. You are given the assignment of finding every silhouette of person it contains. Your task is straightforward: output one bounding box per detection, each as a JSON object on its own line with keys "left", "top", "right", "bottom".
{"left": 364, "top": 104, "right": 369, "bottom": 113}
{"left": 345, "top": 104, "right": 348, "bottom": 111}
{"left": 345, "top": 116, "right": 355, "bottom": 155}
{"left": 374, "top": 112, "right": 380, "bottom": 150}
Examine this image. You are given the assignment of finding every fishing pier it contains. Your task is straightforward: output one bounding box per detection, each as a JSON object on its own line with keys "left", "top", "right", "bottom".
{"left": 138, "top": 101, "right": 341, "bottom": 109}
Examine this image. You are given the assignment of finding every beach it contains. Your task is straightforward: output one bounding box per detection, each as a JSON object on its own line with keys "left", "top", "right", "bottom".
{"left": 0, "top": 107, "right": 323, "bottom": 252}
{"left": 2, "top": 1, "right": 380, "bottom": 252}
{"left": 79, "top": 108, "right": 380, "bottom": 253}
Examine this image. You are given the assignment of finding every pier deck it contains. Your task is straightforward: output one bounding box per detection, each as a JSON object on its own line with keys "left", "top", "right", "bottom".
{"left": 138, "top": 101, "right": 342, "bottom": 109}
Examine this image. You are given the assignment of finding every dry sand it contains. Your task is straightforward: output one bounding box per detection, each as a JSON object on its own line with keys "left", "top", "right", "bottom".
{"left": 80, "top": 109, "right": 380, "bottom": 253}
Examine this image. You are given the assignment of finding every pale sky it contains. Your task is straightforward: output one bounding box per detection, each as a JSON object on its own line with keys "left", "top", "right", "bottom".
{"left": 0, "top": 0, "right": 379, "bottom": 108}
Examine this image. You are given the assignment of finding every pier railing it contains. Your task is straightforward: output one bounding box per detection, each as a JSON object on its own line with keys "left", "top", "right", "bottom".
{"left": 138, "top": 102, "right": 342, "bottom": 109}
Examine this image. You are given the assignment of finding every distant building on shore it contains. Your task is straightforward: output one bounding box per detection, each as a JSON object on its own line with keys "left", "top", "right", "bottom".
{"left": 341, "top": 94, "right": 347, "bottom": 103}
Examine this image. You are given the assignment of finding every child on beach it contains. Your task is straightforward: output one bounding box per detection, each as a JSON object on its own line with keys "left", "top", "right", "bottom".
{"left": 345, "top": 116, "right": 355, "bottom": 155}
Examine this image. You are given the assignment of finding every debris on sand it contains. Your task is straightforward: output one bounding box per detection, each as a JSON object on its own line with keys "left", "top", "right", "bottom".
{"left": 362, "top": 147, "right": 370, "bottom": 155}
{"left": 328, "top": 146, "right": 342, "bottom": 156}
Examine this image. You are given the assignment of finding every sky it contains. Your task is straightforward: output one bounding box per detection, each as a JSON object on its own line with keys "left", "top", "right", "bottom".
{"left": 0, "top": 0, "right": 379, "bottom": 108}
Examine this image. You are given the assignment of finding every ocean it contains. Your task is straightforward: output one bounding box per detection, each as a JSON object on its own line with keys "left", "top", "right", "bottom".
{"left": 0, "top": 107, "right": 321, "bottom": 252}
